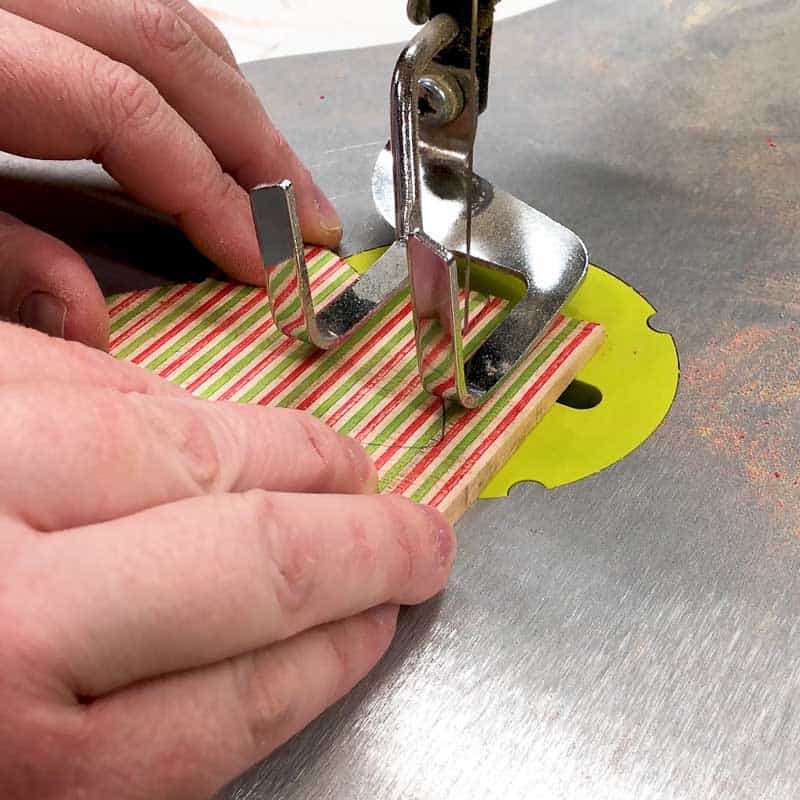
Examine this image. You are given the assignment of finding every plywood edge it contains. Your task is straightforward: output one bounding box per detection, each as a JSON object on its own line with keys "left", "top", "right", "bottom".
{"left": 439, "top": 325, "right": 607, "bottom": 523}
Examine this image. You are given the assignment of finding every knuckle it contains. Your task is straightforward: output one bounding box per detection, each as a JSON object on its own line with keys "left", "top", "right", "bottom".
{"left": 246, "top": 490, "right": 318, "bottom": 617}
{"left": 176, "top": 412, "right": 224, "bottom": 493}
{"left": 272, "top": 534, "right": 319, "bottom": 618}
{"left": 96, "top": 58, "right": 163, "bottom": 132}
{"left": 159, "top": 0, "right": 234, "bottom": 60}
{"left": 212, "top": 172, "right": 243, "bottom": 207}
{"left": 211, "top": 32, "right": 237, "bottom": 66}
{"left": 135, "top": 398, "right": 224, "bottom": 493}
{"left": 199, "top": 17, "right": 237, "bottom": 64}
{"left": 347, "top": 514, "right": 379, "bottom": 576}
{"left": 180, "top": 173, "right": 241, "bottom": 223}
{"left": 232, "top": 651, "right": 295, "bottom": 747}
{"left": 244, "top": 487, "right": 279, "bottom": 526}
{"left": 2, "top": 690, "right": 89, "bottom": 797}
{"left": 132, "top": 0, "right": 196, "bottom": 55}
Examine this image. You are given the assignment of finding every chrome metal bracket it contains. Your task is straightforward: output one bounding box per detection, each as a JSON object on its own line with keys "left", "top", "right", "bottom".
{"left": 372, "top": 6, "right": 589, "bottom": 407}
{"left": 251, "top": 3, "right": 588, "bottom": 408}
{"left": 249, "top": 13, "right": 461, "bottom": 353}
{"left": 250, "top": 181, "right": 407, "bottom": 349}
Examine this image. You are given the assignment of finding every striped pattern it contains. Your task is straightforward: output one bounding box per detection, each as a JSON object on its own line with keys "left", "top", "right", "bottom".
{"left": 108, "top": 249, "right": 604, "bottom": 522}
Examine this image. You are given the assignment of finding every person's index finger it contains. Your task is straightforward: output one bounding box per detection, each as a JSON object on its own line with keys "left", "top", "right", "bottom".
{"left": 0, "top": 320, "right": 185, "bottom": 397}
{"left": 0, "top": 384, "right": 377, "bottom": 532}
{"left": 141, "top": 396, "right": 380, "bottom": 499}
{"left": 2, "top": 0, "right": 342, "bottom": 261}
{"left": 0, "top": 9, "right": 260, "bottom": 282}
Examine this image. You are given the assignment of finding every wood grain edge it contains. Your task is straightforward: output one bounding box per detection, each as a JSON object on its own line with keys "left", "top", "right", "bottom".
{"left": 440, "top": 325, "right": 607, "bottom": 523}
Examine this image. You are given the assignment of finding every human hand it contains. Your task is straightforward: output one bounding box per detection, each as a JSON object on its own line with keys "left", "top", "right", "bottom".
{"left": 0, "top": 322, "right": 455, "bottom": 799}
{"left": 0, "top": 0, "right": 341, "bottom": 349}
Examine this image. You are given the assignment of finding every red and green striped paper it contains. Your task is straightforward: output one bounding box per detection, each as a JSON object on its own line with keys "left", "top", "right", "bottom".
{"left": 108, "top": 248, "right": 604, "bottom": 522}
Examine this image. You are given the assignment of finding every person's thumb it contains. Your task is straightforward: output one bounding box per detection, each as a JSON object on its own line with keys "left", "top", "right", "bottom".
{"left": 0, "top": 211, "right": 109, "bottom": 350}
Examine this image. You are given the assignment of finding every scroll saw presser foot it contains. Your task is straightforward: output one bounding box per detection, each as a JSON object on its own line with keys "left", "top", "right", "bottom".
{"left": 250, "top": 1, "right": 588, "bottom": 409}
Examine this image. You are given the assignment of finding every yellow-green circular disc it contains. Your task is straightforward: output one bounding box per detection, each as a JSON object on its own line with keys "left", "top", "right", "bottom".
{"left": 483, "top": 265, "right": 679, "bottom": 494}
{"left": 346, "top": 249, "right": 679, "bottom": 494}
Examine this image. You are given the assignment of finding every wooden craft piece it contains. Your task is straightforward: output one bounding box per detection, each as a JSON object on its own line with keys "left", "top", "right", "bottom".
{"left": 108, "top": 248, "right": 605, "bottom": 522}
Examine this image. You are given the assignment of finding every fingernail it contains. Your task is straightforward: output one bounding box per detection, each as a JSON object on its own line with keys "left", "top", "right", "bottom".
{"left": 348, "top": 437, "right": 379, "bottom": 494}
{"left": 313, "top": 183, "right": 343, "bottom": 236}
{"left": 427, "top": 507, "right": 455, "bottom": 567}
{"left": 19, "top": 292, "right": 66, "bottom": 338}
{"left": 369, "top": 604, "right": 398, "bottom": 626}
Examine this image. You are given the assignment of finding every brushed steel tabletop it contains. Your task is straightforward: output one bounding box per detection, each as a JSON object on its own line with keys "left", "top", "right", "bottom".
{"left": 1, "top": 2, "right": 797, "bottom": 797}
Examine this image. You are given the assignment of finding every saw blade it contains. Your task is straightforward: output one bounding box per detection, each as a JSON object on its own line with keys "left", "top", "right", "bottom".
{"left": 463, "top": 0, "right": 479, "bottom": 333}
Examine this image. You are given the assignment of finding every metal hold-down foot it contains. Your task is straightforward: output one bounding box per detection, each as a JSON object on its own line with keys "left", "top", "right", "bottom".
{"left": 251, "top": 2, "right": 588, "bottom": 408}
{"left": 250, "top": 180, "right": 408, "bottom": 349}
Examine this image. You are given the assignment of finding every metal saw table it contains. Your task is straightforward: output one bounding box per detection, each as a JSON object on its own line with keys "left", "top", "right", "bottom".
{"left": 2, "top": 1, "right": 799, "bottom": 797}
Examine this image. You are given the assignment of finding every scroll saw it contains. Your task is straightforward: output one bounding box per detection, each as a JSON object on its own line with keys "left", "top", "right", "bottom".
{"left": 5, "top": 0, "right": 797, "bottom": 796}
{"left": 250, "top": 0, "right": 588, "bottom": 408}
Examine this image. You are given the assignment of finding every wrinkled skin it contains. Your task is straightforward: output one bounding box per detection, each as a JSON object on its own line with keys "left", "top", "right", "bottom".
{"left": 0, "top": 0, "right": 343, "bottom": 348}
{"left": 0, "top": 322, "right": 455, "bottom": 799}
{"left": 0, "top": 4, "right": 456, "bottom": 797}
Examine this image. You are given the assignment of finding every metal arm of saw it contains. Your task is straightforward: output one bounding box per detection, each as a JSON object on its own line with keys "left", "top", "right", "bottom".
{"left": 407, "top": 0, "right": 496, "bottom": 114}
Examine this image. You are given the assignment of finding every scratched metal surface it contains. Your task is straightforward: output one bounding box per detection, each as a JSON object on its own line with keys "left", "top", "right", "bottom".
{"left": 220, "top": 2, "right": 800, "bottom": 798}
{"left": 1, "top": 0, "right": 798, "bottom": 797}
